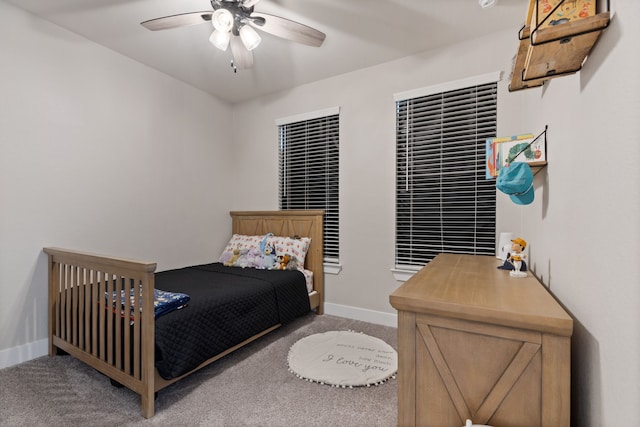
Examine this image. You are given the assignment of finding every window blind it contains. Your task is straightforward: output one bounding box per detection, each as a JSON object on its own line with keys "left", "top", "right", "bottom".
{"left": 395, "top": 82, "right": 497, "bottom": 268}
{"left": 278, "top": 113, "right": 340, "bottom": 264}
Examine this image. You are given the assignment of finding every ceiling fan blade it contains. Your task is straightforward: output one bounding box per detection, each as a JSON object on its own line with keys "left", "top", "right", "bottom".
{"left": 242, "top": 0, "right": 261, "bottom": 7}
{"left": 250, "top": 13, "right": 325, "bottom": 47}
{"left": 230, "top": 35, "right": 254, "bottom": 69}
{"left": 141, "top": 12, "right": 212, "bottom": 31}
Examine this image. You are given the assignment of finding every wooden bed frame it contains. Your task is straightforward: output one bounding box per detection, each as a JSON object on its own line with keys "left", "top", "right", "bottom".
{"left": 44, "top": 210, "right": 324, "bottom": 418}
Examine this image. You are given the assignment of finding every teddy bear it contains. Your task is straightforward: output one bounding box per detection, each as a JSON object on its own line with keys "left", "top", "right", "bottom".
{"left": 275, "top": 254, "right": 291, "bottom": 270}
{"left": 223, "top": 248, "right": 241, "bottom": 267}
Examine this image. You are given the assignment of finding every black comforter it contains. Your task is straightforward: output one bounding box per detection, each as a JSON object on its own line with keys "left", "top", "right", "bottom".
{"left": 153, "top": 263, "right": 311, "bottom": 380}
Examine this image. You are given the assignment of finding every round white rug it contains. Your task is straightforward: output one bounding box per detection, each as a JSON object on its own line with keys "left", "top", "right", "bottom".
{"left": 287, "top": 330, "right": 397, "bottom": 388}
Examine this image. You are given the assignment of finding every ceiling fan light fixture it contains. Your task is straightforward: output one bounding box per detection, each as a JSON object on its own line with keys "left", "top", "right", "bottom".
{"left": 142, "top": 3, "right": 327, "bottom": 70}
{"left": 211, "top": 8, "right": 234, "bottom": 32}
{"left": 239, "top": 25, "right": 262, "bottom": 51}
{"left": 209, "top": 29, "right": 231, "bottom": 51}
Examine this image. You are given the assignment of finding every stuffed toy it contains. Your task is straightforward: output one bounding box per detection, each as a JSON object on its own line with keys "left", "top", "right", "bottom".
{"left": 276, "top": 254, "right": 291, "bottom": 270}
{"left": 223, "top": 248, "right": 241, "bottom": 267}
{"left": 259, "top": 233, "right": 273, "bottom": 253}
{"left": 234, "top": 248, "right": 250, "bottom": 268}
{"left": 219, "top": 251, "right": 232, "bottom": 265}
{"left": 285, "top": 256, "right": 300, "bottom": 271}
{"left": 275, "top": 254, "right": 300, "bottom": 270}
{"left": 246, "top": 247, "right": 264, "bottom": 269}
{"left": 262, "top": 243, "right": 277, "bottom": 269}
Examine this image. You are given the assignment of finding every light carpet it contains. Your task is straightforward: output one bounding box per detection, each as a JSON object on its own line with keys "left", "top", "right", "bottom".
{"left": 0, "top": 313, "right": 397, "bottom": 427}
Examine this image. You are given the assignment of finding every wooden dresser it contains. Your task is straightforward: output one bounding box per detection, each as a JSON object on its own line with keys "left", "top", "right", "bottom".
{"left": 389, "top": 254, "right": 573, "bottom": 427}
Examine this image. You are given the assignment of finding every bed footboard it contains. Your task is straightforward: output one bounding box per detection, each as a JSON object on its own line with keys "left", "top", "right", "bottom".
{"left": 44, "top": 247, "right": 158, "bottom": 418}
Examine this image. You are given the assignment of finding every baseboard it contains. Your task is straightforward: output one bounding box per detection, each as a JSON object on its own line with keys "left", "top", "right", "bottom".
{"left": 0, "top": 338, "right": 48, "bottom": 370}
{"left": 324, "top": 303, "right": 398, "bottom": 328}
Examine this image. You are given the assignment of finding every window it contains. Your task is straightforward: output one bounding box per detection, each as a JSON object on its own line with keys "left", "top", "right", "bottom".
{"left": 277, "top": 107, "right": 340, "bottom": 266}
{"left": 394, "top": 73, "right": 498, "bottom": 270}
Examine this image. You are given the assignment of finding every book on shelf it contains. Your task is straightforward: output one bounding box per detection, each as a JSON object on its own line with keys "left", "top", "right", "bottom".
{"left": 486, "top": 133, "right": 546, "bottom": 178}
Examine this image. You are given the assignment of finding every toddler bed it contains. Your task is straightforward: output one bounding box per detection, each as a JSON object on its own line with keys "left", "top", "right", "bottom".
{"left": 44, "top": 210, "right": 324, "bottom": 418}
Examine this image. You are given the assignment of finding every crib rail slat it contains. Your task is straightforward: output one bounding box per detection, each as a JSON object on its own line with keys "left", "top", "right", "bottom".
{"left": 124, "top": 278, "right": 132, "bottom": 374}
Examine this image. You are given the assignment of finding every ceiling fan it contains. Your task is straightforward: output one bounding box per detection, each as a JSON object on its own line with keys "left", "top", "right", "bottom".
{"left": 141, "top": 0, "right": 326, "bottom": 71}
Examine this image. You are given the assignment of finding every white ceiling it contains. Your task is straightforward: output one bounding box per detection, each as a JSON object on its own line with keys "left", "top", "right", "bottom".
{"left": 6, "top": 0, "right": 528, "bottom": 103}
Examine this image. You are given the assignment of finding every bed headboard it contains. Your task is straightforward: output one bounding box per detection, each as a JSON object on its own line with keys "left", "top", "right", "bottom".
{"left": 230, "top": 210, "right": 324, "bottom": 314}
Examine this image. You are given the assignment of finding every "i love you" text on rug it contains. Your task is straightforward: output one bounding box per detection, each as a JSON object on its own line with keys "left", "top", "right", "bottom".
{"left": 287, "top": 330, "right": 398, "bottom": 387}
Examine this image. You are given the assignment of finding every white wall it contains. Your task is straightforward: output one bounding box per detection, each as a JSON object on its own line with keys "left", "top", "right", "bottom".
{"left": 231, "top": 1, "right": 640, "bottom": 425}
{"left": 2, "top": 0, "right": 639, "bottom": 424}
{"left": 231, "top": 32, "right": 518, "bottom": 314}
{"left": 0, "top": 2, "right": 234, "bottom": 362}
{"left": 498, "top": 2, "right": 640, "bottom": 425}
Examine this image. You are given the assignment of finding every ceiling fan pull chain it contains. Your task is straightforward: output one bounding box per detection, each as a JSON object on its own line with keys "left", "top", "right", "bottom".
{"left": 230, "top": 60, "right": 237, "bottom": 73}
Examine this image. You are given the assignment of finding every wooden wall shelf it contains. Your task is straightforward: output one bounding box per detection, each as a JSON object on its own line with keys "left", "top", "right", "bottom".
{"left": 531, "top": 162, "right": 547, "bottom": 176}
{"left": 509, "top": 1, "right": 610, "bottom": 92}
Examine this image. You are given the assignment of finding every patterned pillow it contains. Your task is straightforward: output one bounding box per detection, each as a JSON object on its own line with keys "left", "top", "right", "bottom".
{"left": 218, "top": 234, "right": 264, "bottom": 260}
{"left": 267, "top": 235, "right": 311, "bottom": 270}
{"left": 218, "top": 234, "right": 311, "bottom": 271}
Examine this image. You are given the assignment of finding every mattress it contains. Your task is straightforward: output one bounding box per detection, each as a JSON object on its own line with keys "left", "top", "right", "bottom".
{"left": 152, "top": 263, "right": 311, "bottom": 379}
